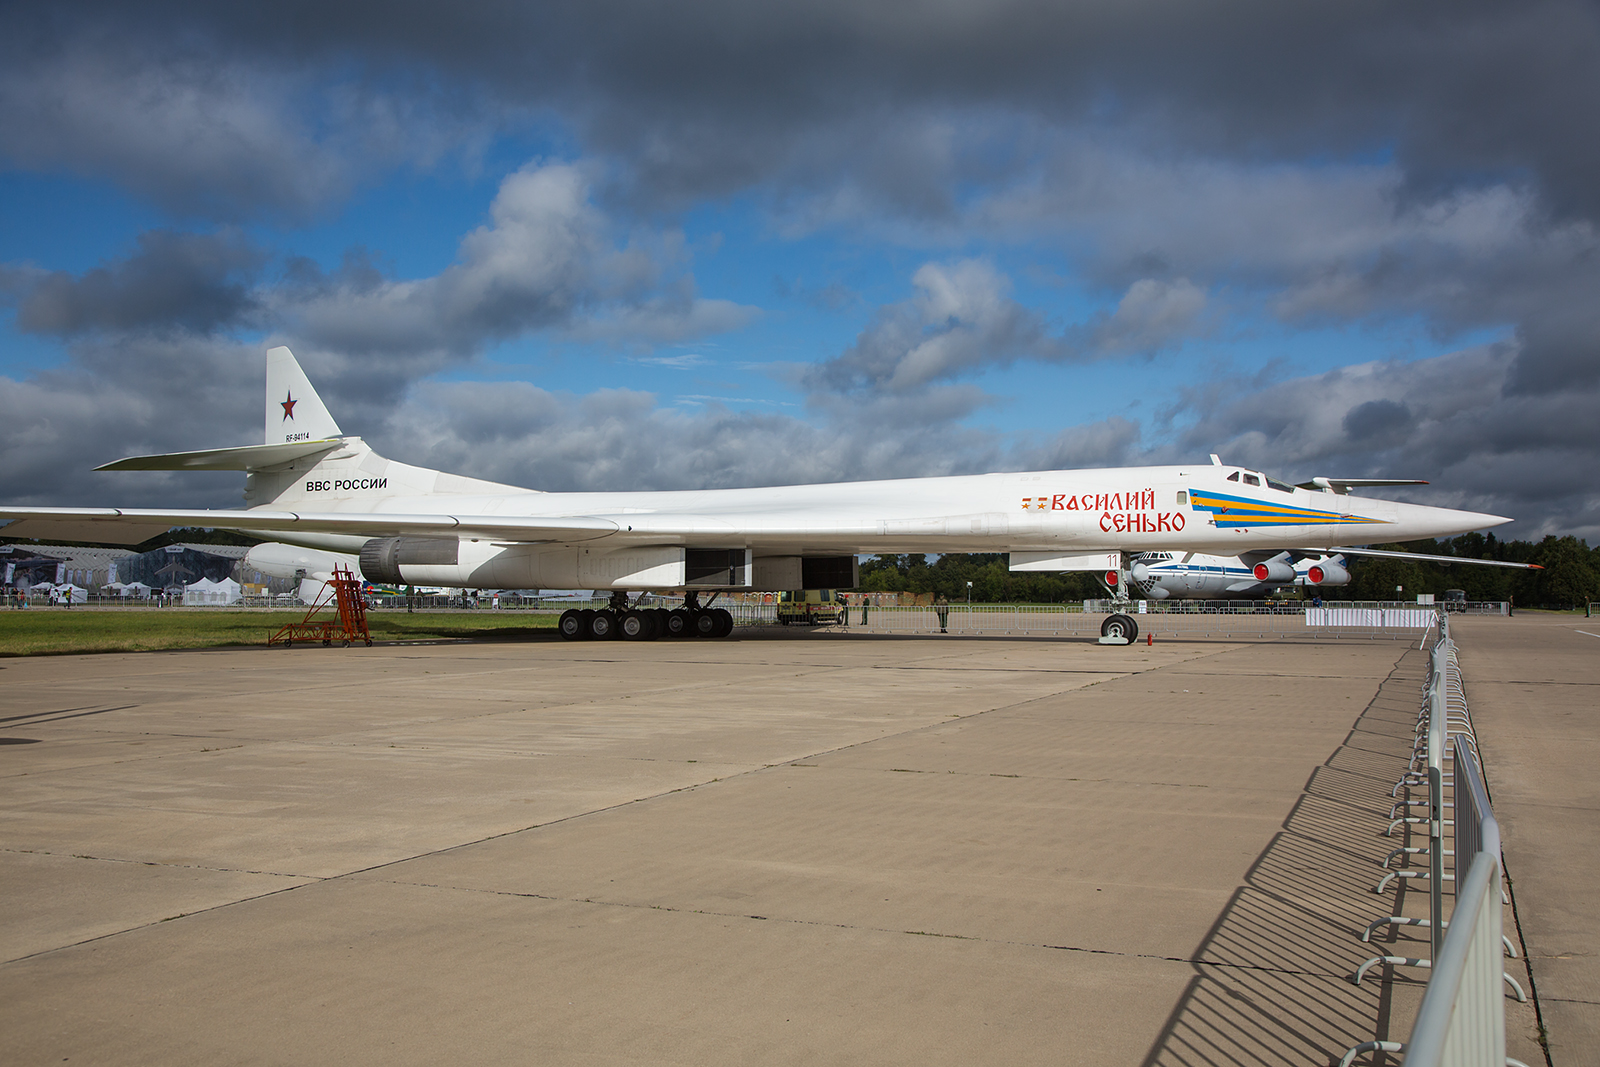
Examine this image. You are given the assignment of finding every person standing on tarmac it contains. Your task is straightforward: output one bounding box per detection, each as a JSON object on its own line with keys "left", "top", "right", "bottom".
{"left": 936, "top": 594, "right": 950, "bottom": 633}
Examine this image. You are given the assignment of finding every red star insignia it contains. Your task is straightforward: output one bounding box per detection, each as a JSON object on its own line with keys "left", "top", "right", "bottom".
{"left": 281, "top": 391, "right": 297, "bottom": 421}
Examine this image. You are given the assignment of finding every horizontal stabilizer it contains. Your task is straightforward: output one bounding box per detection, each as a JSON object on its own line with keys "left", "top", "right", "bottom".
{"left": 1307, "top": 546, "right": 1542, "bottom": 570}
{"left": 95, "top": 439, "right": 344, "bottom": 472}
{"left": 0, "top": 517, "right": 177, "bottom": 545}
{"left": 1297, "top": 477, "right": 1429, "bottom": 494}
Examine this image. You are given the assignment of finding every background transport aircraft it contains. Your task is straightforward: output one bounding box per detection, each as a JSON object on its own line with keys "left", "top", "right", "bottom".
{"left": 1126, "top": 547, "right": 1539, "bottom": 600}
{"left": 0, "top": 348, "right": 1516, "bottom": 641}
{"left": 1127, "top": 551, "right": 1353, "bottom": 600}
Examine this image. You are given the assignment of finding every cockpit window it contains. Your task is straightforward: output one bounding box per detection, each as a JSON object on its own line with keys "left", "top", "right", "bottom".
{"left": 1266, "top": 476, "right": 1296, "bottom": 494}
{"left": 1227, "top": 471, "right": 1240, "bottom": 482}
{"left": 1242, "top": 474, "right": 1260, "bottom": 487}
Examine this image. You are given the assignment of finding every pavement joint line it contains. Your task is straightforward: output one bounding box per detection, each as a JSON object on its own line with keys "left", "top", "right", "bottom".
{"left": 863, "top": 665, "right": 1139, "bottom": 675}
{"left": 0, "top": 704, "right": 141, "bottom": 729}
{"left": 0, "top": 704, "right": 135, "bottom": 725}
{"left": 0, "top": 877, "right": 323, "bottom": 967}
{"left": 886, "top": 768, "right": 1214, "bottom": 788}
{"left": 354, "top": 874, "right": 1357, "bottom": 981}
{"left": 1573, "top": 630, "right": 1600, "bottom": 639}
{"left": 1, "top": 846, "right": 313, "bottom": 882}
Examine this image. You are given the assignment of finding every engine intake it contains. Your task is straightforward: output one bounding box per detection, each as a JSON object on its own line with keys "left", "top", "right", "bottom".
{"left": 1252, "top": 560, "right": 1296, "bottom": 583}
{"left": 1306, "top": 561, "right": 1351, "bottom": 586}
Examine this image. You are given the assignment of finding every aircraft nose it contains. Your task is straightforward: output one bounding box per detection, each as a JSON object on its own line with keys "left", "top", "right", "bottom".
{"left": 1453, "top": 508, "right": 1511, "bottom": 529}
{"left": 1401, "top": 502, "right": 1511, "bottom": 535}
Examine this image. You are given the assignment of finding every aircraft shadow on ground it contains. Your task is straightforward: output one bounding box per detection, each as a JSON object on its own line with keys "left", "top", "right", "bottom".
{"left": 1138, "top": 655, "right": 1432, "bottom": 1066}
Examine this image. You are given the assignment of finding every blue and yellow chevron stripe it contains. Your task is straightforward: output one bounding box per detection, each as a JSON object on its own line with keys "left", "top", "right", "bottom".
{"left": 1188, "top": 488, "right": 1387, "bottom": 528}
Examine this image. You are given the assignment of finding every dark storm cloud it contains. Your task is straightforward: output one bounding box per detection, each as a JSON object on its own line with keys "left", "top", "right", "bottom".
{"left": 1342, "top": 399, "right": 1414, "bottom": 447}
{"left": 7, "top": 2, "right": 1600, "bottom": 220}
{"left": 3, "top": 230, "right": 263, "bottom": 336}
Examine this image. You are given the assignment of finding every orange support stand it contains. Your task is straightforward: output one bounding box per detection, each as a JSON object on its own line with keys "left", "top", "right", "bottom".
{"left": 267, "top": 565, "right": 373, "bottom": 648}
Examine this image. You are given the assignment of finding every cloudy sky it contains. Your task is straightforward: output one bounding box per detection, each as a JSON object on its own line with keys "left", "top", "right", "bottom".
{"left": 2, "top": 1, "right": 1597, "bottom": 540}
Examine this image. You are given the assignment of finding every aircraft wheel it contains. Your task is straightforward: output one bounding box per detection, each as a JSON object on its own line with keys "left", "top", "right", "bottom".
{"left": 665, "top": 609, "right": 691, "bottom": 638}
{"left": 712, "top": 607, "right": 734, "bottom": 638}
{"left": 1100, "top": 613, "right": 1139, "bottom": 644}
{"left": 558, "top": 609, "right": 585, "bottom": 640}
{"left": 620, "top": 610, "right": 656, "bottom": 640}
{"left": 693, "top": 611, "right": 720, "bottom": 638}
{"left": 589, "top": 610, "right": 618, "bottom": 640}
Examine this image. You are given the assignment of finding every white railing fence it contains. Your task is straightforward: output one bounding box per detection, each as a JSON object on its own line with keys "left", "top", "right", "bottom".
{"left": 836, "top": 602, "right": 1439, "bottom": 640}
{"left": 1342, "top": 614, "right": 1530, "bottom": 1067}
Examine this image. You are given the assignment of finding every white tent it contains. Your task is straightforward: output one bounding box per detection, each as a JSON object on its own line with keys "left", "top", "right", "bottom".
{"left": 104, "top": 581, "right": 152, "bottom": 599}
{"left": 183, "top": 577, "right": 242, "bottom": 606}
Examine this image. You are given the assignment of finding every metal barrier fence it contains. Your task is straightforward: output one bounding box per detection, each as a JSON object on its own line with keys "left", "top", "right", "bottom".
{"left": 1342, "top": 614, "right": 1529, "bottom": 1067}
{"left": 839, "top": 602, "right": 1441, "bottom": 640}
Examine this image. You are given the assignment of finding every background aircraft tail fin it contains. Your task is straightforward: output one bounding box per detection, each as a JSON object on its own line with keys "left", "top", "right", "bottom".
{"left": 266, "top": 346, "right": 342, "bottom": 444}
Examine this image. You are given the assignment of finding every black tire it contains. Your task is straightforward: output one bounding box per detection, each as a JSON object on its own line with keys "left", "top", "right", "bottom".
{"left": 365, "top": 638, "right": 373, "bottom": 647}
{"left": 712, "top": 607, "right": 734, "bottom": 638}
{"left": 1100, "top": 613, "right": 1138, "bottom": 643}
{"left": 778, "top": 615, "right": 791, "bottom": 625}
{"left": 836, "top": 611, "right": 846, "bottom": 625}
{"left": 693, "top": 610, "right": 720, "bottom": 638}
{"left": 283, "top": 638, "right": 292, "bottom": 648}
{"left": 589, "top": 610, "right": 617, "bottom": 640}
{"left": 558, "top": 609, "right": 584, "bottom": 640}
{"left": 665, "top": 609, "right": 691, "bottom": 638}
{"left": 621, "top": 610, "right": 657, "bottom": 640}
{"left": 342, "top": 639, "right": 351, "bottom": 648}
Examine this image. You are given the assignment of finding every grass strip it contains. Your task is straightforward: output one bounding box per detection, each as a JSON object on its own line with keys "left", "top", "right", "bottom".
{"left": 0, "top": 609, "right": 558, "bottom": 656}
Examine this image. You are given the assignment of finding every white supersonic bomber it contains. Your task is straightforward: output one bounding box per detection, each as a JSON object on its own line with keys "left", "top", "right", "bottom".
{"left": 0, "top": 347, "right": 1517, "bottom": 640}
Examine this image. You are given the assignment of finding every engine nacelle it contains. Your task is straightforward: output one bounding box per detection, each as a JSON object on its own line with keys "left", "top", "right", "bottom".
{"left": 1305, "top": 560, "right": 1351, "bottom": 586}
{"left": 245, "top": 542, "right": 360, "bottom": 582}
{"left": 359, "top": 537, "right": 461, "bottom": 585}
{"left": 1252, "top": 560, "right": 1296, "bottom": 584}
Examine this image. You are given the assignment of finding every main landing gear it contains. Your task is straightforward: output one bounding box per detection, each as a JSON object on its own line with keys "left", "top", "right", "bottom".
{"left": 558, "top": 591, "right": 734, "bottom": 642}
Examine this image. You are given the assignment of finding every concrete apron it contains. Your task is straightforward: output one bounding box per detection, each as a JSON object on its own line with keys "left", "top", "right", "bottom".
{"left": 0, "top": 628, "right": 1544, "bottom": 1064}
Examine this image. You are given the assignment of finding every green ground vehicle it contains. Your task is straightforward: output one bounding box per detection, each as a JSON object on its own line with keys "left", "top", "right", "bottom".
{"left": 776, "top": 589, "right": 847, "bottom": 625}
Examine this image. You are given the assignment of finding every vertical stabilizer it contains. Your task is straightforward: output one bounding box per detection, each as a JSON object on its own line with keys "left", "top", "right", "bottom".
{"left": 265, "top": 346, "right": 342, "bottom": 445}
